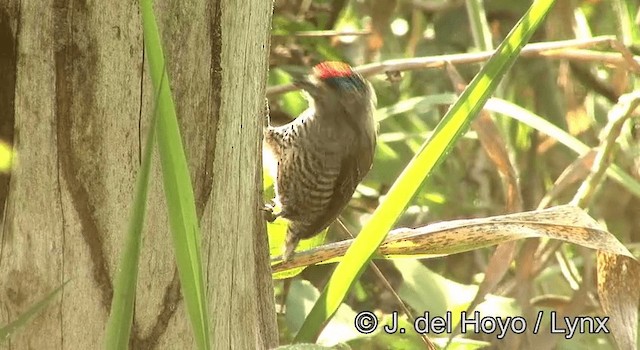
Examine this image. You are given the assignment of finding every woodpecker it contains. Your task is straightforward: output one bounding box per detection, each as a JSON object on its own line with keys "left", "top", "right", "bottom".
{"left": 263, "top": 61, "right": 377, "bottom": 261}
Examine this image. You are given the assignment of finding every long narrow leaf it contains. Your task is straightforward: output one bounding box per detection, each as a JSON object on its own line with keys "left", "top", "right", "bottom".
{"left": 483, "top": 98, "right": 640, "bottom": 198}
{"left": 465, "top": 0, "right": 494, "bottom": 50}
{"left": 139, "top": 1, "right": 211, "bottom": 349}
{"left": 382, "top": 94, "right": 640, "bottom": 199}
{"left": 294, "top": 0, "right": 557, "bottom": 342}
{"left": 104, "top": 71, "right": 165, "bottom": 348}
{"left": 0, "top": 282, "right": 68, "bottom": 342}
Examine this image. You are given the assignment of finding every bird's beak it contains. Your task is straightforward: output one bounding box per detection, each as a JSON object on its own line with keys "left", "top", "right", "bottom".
{"left": 293, "top": 76, "right": 320, "bottom": 96}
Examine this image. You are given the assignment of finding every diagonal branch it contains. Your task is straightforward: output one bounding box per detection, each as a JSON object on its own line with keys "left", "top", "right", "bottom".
{"left": 267, "top": 36, "right": 639, "bottom": 96}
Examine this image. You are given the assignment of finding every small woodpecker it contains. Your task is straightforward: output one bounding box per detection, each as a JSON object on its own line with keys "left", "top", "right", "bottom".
{"left": 263, "top": 61, "right": 378, "bottom": 261}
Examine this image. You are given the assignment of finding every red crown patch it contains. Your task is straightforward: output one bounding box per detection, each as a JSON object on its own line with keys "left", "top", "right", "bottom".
{"left": 312, "top": 61, "right": 353, "bottom": 80}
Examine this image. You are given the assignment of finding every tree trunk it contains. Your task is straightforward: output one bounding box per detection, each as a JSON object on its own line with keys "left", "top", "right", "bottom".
{"left": 0, "top": 0, "right": 276, "bottom": 348}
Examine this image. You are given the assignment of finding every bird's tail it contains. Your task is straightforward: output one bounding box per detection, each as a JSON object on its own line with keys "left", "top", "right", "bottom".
{"left": 283, "top": 221, "right": 310, "bottom": 261}
{"left": 283, "top": 229, "right": 300, "bottom": 262}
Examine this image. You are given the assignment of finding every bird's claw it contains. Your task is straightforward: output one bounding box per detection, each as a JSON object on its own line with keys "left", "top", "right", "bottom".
{"left": 262, "top": 202, "right": 279, "bottom": 222}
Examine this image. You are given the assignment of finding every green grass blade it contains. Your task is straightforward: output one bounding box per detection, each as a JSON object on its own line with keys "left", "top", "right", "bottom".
{"left": 1, "top": 281, "right": 68, "bottom": 342}
{"left": 104, "top": 73, "right": 164, "bottom": 349}
{"left": 381, "top": 93, "right": 640, "bottom": 199}
{"left": 387, "top": 94, "right": 640, "bottom": 199}
{"left": 294, "top": 0, "right": 557, "bottom": 342}
{"left": 465, "top": 0, "right": 494, "bottom": 50}
{"left": 483, "top": 98, "right": 640, "bottom": 198}
{"left": 139, "top": 1, "right": 211, "bottom": 349}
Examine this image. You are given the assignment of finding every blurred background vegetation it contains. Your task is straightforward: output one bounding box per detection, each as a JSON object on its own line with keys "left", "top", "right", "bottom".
{"left": 266, "top": 0, "right": 640, "bottom": 348}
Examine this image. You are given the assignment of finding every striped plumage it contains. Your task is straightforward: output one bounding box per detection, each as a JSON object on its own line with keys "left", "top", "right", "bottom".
{"left": 264, "top": 62, "right": 377, "bottom": 261}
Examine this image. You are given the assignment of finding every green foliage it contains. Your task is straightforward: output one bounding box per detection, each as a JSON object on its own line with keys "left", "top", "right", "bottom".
{"left": 270, "top": 0, "right": 640, "bottom": 348}
{"left": 0, "top": 282, "right": 68, "bottom": 343}
{"left": 5, "top": 0, "right": 639, "bottom": 348}
{"left": 105, "top": 1, "right": 211, "bottom": 348}
{"left": 294, "top": 0, "right": 557, "bottom": 342}
{"left": 104, "top": 65, "right": 158, "bottom": 349}
{"left": 0, "top": 141, "right": 11, "bottom": 173}
{"left": 139, "top": 1, "right": 211, "bottom": 348}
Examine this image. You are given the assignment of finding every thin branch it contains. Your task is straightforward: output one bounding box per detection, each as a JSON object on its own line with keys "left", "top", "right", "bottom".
{"left": 540, "top": 49, "right": 640, "bottom": 72}
{"left": 571, "top": 92, "right": 640, "bottom": 207}
{"left": 267, "top": 36, "right": 639, "bottom": 96}
{"left": 272, "top": 30, "right": 371, "bottom": 37}
{"left": 335, "top": 220, "right": 437, "bottom": 350}
{"left": 529, "top": 92, "right": 640, "bottom": 283}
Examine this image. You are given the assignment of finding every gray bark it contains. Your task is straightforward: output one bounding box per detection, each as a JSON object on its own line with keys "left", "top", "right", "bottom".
{"left": 0, "top": 0, "right": 276, "bottom": 348}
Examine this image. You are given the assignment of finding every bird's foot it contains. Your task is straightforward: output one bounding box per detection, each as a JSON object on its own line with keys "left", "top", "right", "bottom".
{"left": 261, "top": 201, "right": 279, "bottom": 222}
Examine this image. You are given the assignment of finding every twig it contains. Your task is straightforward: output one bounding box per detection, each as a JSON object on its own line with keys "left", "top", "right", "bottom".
{"left": 609, "top": 40, "right": 640, "bottom": 73}
{"left": 335, "top": 220, "right": 437, "bottom": 350}
{"left": 272, "top": 30, "right": 371, "bottom": 37}
{"left": 267, "top": 36, "right": 639, "bottom": 96}
{"left": 571, "top": 92, "right": 640, "bottom": 207}
{"left": 530, "top": 92, "right": 640, "bottom": 286}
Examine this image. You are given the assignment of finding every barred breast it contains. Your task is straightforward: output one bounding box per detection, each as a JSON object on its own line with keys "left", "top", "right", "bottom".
{"left": 264, "top": 111, "right": 354, "bottom": 259}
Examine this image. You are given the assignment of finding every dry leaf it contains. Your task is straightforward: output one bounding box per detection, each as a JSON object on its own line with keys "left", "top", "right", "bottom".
{"left": 272, "top": 205, "right": 633, "bottom": 273}
{"left": 597, "top": 252, "right": 640, "bottom": 350}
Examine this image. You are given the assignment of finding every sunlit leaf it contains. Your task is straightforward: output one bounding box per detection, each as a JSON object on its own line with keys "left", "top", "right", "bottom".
{"left": 138, "top": 0, "right": 210, "bottom": 348}
{"left": 294, "top": 0, "right": 558, "bottom": 342}
{"left": 0, "top": 141, "right": 12, "bottom": 173}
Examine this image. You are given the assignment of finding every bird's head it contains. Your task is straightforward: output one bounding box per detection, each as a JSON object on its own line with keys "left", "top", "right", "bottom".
{"left": 294, "top": 61, "right": 376, "bottom": 114}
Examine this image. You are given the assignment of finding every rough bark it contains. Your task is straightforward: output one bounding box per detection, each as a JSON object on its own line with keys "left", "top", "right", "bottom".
{"left": 0, "top": 0, "right": 276, "bottom": 348}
